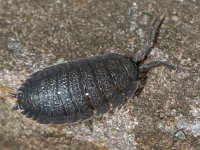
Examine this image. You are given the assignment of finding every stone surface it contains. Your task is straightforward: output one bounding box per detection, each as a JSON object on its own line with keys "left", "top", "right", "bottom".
{"left": 0, "top": 0, "right": 199, "bottom": 150}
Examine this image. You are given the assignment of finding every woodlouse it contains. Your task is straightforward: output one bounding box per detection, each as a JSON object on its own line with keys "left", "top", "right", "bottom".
{"left": 11, "top": 15, "right": 179, "bottom": 125}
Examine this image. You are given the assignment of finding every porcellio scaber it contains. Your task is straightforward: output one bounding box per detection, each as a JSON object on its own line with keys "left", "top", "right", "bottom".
{"left": 11, "top": 16, "right": 179, "bottom": 125}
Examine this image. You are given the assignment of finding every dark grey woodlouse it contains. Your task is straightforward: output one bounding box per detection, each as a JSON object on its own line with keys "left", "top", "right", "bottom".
{"left": 11, "top": 16, "right": 179, "bottom": 125}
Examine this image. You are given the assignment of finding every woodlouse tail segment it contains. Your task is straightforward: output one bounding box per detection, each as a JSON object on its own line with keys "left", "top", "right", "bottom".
{"left": 10, "top": 92, "right": 18, "bottom": 98}
{"left": 134, "top": 15, "right": 165, "bottom": 63}
{"left": 10, "top": 92, "right": 23, "bottom": 111}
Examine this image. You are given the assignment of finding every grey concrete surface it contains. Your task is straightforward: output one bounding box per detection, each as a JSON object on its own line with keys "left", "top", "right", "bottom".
{"left": 0, "top": 0, "right": 199, "bottom": 150}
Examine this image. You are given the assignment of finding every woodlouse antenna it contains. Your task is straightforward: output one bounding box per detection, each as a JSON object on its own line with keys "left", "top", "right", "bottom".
{"left": 134, "top": 15, "right": 165, "bottom": 63}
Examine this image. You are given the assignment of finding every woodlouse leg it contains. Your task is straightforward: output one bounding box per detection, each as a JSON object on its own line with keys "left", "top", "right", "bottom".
{"left": 85, "top": 94, "right": 98, "bottom": 116}
{"left": 84, "top": 120, "right": 94, "bottom": 132}
{"left": 11, "top": 104, "right": 19, "bottom": 111}
{"left": 134, "top": 15, "right": 165, "bottom": 63}
{"left": 139, "top": 61, "right": 178, "bottom": 73}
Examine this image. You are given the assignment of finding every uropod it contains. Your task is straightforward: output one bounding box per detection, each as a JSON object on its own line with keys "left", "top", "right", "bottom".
{"left": 11, "top": 15, "right": 181, "bottom": 125}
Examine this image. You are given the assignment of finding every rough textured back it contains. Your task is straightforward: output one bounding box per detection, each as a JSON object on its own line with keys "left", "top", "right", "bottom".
{"left": 17, "top": 53, "right": 139, "bottom": 124}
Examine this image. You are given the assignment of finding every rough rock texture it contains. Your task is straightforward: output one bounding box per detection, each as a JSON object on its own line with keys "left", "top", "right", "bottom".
{"left": 0, "top": 0, "right": 199, "bottom": 150}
